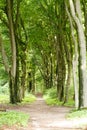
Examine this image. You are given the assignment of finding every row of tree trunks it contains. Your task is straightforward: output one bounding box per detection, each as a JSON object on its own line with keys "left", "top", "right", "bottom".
{"left": 0, "top": 0, "right": 28, "bottom": 103}
{"left": 6, "top": 0, "right": 17, "bottom": 103}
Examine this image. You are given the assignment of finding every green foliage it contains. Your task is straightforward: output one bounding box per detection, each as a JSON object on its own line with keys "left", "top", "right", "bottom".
{"left": 0, "top": 111, "right": 29, "bottom": 127}
{"left": 0, "top": 0, "right": 86, "bottom": 107}
{"left": 0, "top": 66, "right": 8, "bottom": 80}
{"left": 68, "top": 109, "right": 87, "bottom": 119}
{"left": 44, "top": 87, "right": 74, "bottom": 106}
{"left": 35, "top": 70, "right": 44, "bottom": 93}
{"left": 0, "top": 83, "right": 9, "bottom": 95}
{"left": 43, "top": 88, "right": 60, "bottom": 106}
{"left": 64, "top": 85, "right": 75, "bottom": 107}
{"left": 0, "top": 66, "right": 9, "bottom": 95}
{"left": 0, "top": 93, "right": 36, "bottom": 104}
{"left": 44, "top": 98, "right": 63, "bottom": 106}
{"left": 67, "top": 109, "right": 87, "bottom": 128}
{"left": 0, "top": 95, "right": 9, "bottom": 103}
{"left": 44, "top": 88, "right": 57, "bottom": 99}
{"left": 22, "top": 93, "right": 36, "bottom": 104}
{"left": 64, "top": 100, "right": 75, "bottom": 107}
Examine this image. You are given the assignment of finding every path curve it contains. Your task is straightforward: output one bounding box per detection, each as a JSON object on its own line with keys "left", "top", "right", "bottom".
{"left": 8, "top": 97, "right": 86, "bottom": 130}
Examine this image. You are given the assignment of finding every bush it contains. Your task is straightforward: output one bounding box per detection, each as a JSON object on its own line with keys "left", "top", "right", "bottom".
{"left": 43, "top": 88, "right": 60, "bottom": 106}
{"left": 44, "top": 98, "right": 63, "bottom": 106}
{"left": 43, "top": 87, "right": 74, "bottom": 106}
{"left": 0, "top": 95, "right": 9, "bottom": 103}
{"left": 0, "top": 83, "right": 9, "bottom": 95}
{"left": 0, "top": 93, "right": 36, "bottom": 104}
{"left": 44, "top": 88, "right": 57, "bottom": 99}
{"left": 22, "top": 93, "right": 36, "bottom": 104}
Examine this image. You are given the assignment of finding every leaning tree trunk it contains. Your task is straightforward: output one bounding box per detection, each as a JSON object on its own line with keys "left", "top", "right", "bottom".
{"left": 0, "top": 32, "right": 17, "bottom": 104}
{"left": 6, "top": 0, "right": 17, "bottom": 103}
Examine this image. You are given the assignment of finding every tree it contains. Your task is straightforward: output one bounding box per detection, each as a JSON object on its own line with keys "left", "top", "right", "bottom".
{"left": 65, "top": 2, "right": 79, "bottom": 108}
{"left": 67, "top": 0, "right": 87, "bottom": 108}
{"left": 0, "top": 0, "right": 29, "bottom": 103}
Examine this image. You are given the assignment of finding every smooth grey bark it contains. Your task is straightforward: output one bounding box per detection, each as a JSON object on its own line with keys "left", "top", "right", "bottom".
{"left": 69, "top": 0, "right": 87, "bottom": 108}
{"left": 65, "top": 3, "right": 79, "bottom": 109}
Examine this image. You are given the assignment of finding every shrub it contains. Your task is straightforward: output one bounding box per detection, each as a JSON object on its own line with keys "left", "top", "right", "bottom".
{"left": 44, "top": 88, "right": 57, "bottom": 99}
{"left": 22, "top": 93, "right": 36, "bottom": 104}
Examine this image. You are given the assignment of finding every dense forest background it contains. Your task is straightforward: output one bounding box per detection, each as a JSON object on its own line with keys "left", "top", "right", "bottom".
{"left": 0, "top": 0, "right": 87, "bottom": 109}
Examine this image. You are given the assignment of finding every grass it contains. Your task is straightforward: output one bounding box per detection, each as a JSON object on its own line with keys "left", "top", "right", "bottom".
{"left": 0, "top": 94, "right": 9, "bottom": 103}
{"left": 0, "top": 93, "right": 36, "bottom": 104}
{"left": 64, "top": 100, "right": 75, "bottom": 107}
{"left": 44, "top": 95, "right": 74, "bottom": 106}
{"left": 68, "top": 109, "right": 87, "bottom": 119}
{"left": 43, "top": 95, "right": 63, "bottom": 106}
{"left": 43, "top": 87, "right": 75, "bottom": 107}
{"left": 0, "top": 93, "right": 35, "bottom": 128}
{"left": 0, "top": 111, "right": 29, "bottom": 127}
{"left": 67, "top": 109, "right": 87, "bottom": 128}
{"left": 22, "top": 93, "right": 36, "bottom": 104}
{"left": 43, "top": 88, "right": 62, "bottom": 106}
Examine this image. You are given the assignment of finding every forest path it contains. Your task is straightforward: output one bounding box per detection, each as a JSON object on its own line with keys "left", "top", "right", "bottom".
{"left": 4, "top": 96, "right": 87, "bottom": 130}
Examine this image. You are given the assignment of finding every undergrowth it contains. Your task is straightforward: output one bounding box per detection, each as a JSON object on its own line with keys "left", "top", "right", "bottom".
{"left": 0, "top": 93, "right": 36, "bottom": 104}
{"left": 0, "top": 95, "right": 9, "bottom": 103}
{"left": 67, "top": 109, "right": 87, "bottom": 128}
{"left": 68, "top": 109, "right": 87, "bottom": 119}
{"left": 22, "top": 93, "right": 36, "bottom": 104}
{"left": 43, "top": 87, "right": 74, "bottom": 106}
{"left": 0, "top": 111, "right": 29, "bottom": 127}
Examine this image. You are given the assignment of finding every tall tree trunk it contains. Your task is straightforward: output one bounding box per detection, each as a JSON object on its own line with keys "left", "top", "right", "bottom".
{"left": 28, "top": 72, "right": 32, "bottom": 92}
{"left": 6, "top": 0, "right": 17, "bottom": 103}
{"left": 50, "top": 54, "right": 53, "bottom": 87}
{"left": 69, "top": 0, "right": 87, "bottom": 108}
{"left": 65, "top": 3, "right": 79, "bottom": 108}
{"left": 64, "top": 65, "right": 71, "bottom": 103}
{"left": 82, "top": 0, "right": 87, "bottom": 43}
{"left": 56, "top": 37, "right": 64, "bottom": 101}
{"left": 32, "top": 70, "right": 36, "bottom": 94}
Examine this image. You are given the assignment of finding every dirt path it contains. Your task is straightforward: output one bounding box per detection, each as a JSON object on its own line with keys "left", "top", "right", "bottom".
{"left": 7, "top": 97, "right": 87, "bottom": 130}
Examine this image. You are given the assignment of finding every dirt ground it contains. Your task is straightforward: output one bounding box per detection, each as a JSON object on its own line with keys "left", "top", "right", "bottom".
{"left": 1, "top": 96, "right": 87, "bottom": 130}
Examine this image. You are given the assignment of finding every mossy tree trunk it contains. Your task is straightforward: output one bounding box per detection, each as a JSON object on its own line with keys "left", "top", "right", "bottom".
{"left": 6, "top": 0, "right": 17, "bottom": 103}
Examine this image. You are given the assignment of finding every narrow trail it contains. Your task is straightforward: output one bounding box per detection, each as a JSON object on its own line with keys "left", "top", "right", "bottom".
{"left": 8, "top": 97, "right": 86, "bottom": 130}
